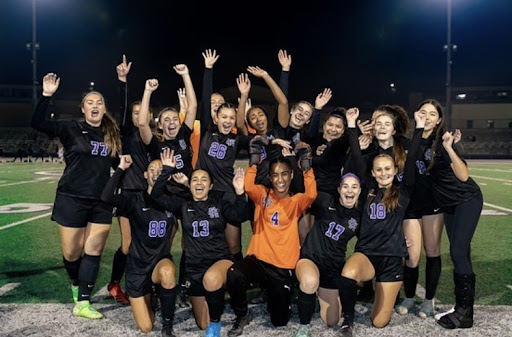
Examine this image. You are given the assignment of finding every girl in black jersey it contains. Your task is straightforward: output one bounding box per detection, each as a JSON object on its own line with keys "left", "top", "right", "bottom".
{"left": 101, "top": 156, "right": 178, "bottom": 337}
{"left": 31, "top": 73, "right": 122, "bottom": 319}
{"left": 293, "top": 115, "right": 363, "bottom": 337}
{"left": 417, "top": 99, "right": 483, "bottom": 330}
{"left": 151, "top": 149, "right": 248, "bottom": 337}
{"left": 336, "top": 108, "right": 425, "bottom": 336}
{"left": 138, "top": 64, "right": 197, "bottom": 194}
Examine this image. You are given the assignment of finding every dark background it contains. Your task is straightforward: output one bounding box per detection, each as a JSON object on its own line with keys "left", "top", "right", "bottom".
{"left": 2, "top": 0, "right": 511, "bottom": 112}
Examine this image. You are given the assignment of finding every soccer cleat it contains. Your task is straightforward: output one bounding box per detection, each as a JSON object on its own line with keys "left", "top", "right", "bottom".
{"left": 73, "top": 300, "right": 103, "bottom": 319}
{"left": 71, "top": 285, "right": 79, "bottom": 304}
{"left": 249, "top": 288, "right": 267, "bottom": 304}
{"left": 175, "top": 287, "right": 190, "bottom": 308}
{"left": 228, "top": 312, "right": 252, "bottom": 336}
{"left": 395, "top": 297, "right": 415, "bottom": 315}
{"left": 161, "top": 318, "right": 176, "bottom": 337}
{"left": 418, "top": 299, "right": 435, "bottom": 318}
{"left": 435, "top": 307, "right": 454, "bottom": 320}
{"left": 294, "top": 324, "right": 310, "bottom": 337}
{"left": 108, "top": 282, "right": 130, "bottom": 305}
{"left": 205, "top": 321, "right": 222, "bottom": 337}
{"left": 339, "top": 321, "right": 353, "bottom": 337}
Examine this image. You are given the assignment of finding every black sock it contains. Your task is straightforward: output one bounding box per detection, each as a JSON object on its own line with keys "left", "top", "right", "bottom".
{"left": 425, "top": 256, "right": 441, "bottom": 300}
{"left": 78, "top": 254, "right": 101, "bottom": 302}
{"left": 297, "top": 289, "right": 315, "bottom": 325}
{"left": 233, "top": 251, "right": 244, "bottom": 263}
{"left": 338, "top": 276, "right": 357, "bottom": 324}
{"left": 403, "top": 265, "right": 419, "bottom": 298}
{"left": 160, "top": 286, "right": 178, "bottom": 321}
{"left": 63, "top": 256, "right": 81, "bottom": 286}
{"left": 205, "top": 288, "right": 226, "bottom": 322}
{"left": 110, "top": 248, "right": 127, "bottom": 284}
{"left": 178, "top": 252, "right": 186, "bottom": 288}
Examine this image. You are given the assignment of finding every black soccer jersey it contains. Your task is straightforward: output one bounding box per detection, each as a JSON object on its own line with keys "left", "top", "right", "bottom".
{"left": 301, "top": 192, "right": 361, "bottom": 271}
{"left": 197, "top": 129, "right": 250, "bottom": 193}
{"left": 117, "top": 81, "right": 151, "bottom": 191}
{"left": 31, "top": 96, "right": 114, "bottom": 199}
{"left": 150, "top": 166, "right": 249, "bottom": 274}
{"left": 428, "top": 144, "right": 481, "bottom": 207}
{"left": 354, "top": 128, "right": 423, "bottom": 257}
{"left": 101, "top": 168, "right": 176, "bottom": 275}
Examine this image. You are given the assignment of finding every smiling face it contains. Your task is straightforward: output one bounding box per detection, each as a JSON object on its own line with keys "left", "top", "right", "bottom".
{"left": 190, "top": 169, "right": 213, "bottom": 201}
{"left": 144, "top": 159, "right": 163, "bottom": 189}
{"left": 270, "top": 162, "right": 293, "bottom": 198}
{"left": 131, "top": 103, "right": 141, "bottom": 126}
{"left": 158, "top": 109, "right": 181, "bottom": 139}
{"left": 289, "top": 102, "right": 313, "bottom": 129}
{"left": 371, "top": 155, "right": 398, "bottom": 188}
{"left": 217, "top": 106, "right": 237, "bottom": 135}
{"left": 81, "top": 92, "right": 106, "bottom": 127}
{"left": 373, "top": 113, "right": 396, "bottom": 142}
{"left": 323, "top": 116, "right": 345, "bottom": 141}
{"left": 338, "top": 176, "right": 361, "bottom": 208}
{"left": 420, "top": 103, "right": 442, "bottom": 133}
{"left": 247, "top": 107, "right": 268, "bottom": 134}
{"left": 210, "top": 93, "right": 225, "bottom": 121}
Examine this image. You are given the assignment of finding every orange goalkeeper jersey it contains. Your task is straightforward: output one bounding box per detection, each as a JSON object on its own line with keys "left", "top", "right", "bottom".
{"left": 244, "top": 165, "right": 317, "bottom": 269}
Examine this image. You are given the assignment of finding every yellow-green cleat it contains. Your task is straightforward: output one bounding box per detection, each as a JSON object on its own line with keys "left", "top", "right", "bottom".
{"left": 71, "top": 285, "right": 78, "bottom": 304}
{"left": 73, "top": 300, "right": 103, "bottom": 319}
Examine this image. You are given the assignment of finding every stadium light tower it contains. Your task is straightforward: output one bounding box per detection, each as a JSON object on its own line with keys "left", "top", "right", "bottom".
{"left": 26, "top": 0, "right": 40, "bottom": 110}
{"left": 444, "top": 0, "right": 457, "bottom": 129}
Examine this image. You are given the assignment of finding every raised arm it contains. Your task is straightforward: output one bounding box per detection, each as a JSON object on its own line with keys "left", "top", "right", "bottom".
{"left": 308, "top": 88, "right": 333, "bottom": 138}
{"left": 201, "top": 49, "right": 219, "bottom": 130}
{"left": 403, "top": 110, "right": 426, "bottom": 187}
{"left": 138, "top": 79, "right": 159, "bottom": 145}
{"left": 442, "top": 131, "right": 469, "bottom": 182}
{"left": 150, "top": 149, "right": 181, "bottom": 212}
{"left": 174, "top": 64, "right": 197, "bottom": 130}
{"left": 101, "top": 155, "right": 133, "bottom": 209}
{"left": 223, "top": 167, "right": 249, "bottom": 224}
{"left": 116, "top": 54, "right": 133, "bottom": 130}
{"left": 278, "top": 49, "right": 292, "bottom": 97}
{"left": 345, "top": 107, "right": 366, "bottom": 178}
{"left": 247, "top": 66, "right": 289, "bottom": 127}
{"left": 236, "top": 73, "right": 251, "bottom": 134}
{"left": 31, "top": 73, "right": 61, "bottom": 135}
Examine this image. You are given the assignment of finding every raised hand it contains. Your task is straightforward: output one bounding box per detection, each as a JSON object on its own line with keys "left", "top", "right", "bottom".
{"left": 271, "top": 138, "right": 292, "bottom": 150}
{"left": 358, "top": 134, "right": 372, "bottom": 150}
{"left": 315, "top": 88, "right": 332, "bottom": 110}
{"left": 177, "top": 88, "right": 188, "bottom": 113}
{"left": 454, "top": 129, "right": 462, "bottom": 144}
{"left": 414, "top": 110, "right": 426, "bottom": 129}
{"left": 232, "top": 167, "right": 245, "bottom": 195}
{"left": 281, "top": 147, "right": 295, "bottom": 157}
{"left": 203, "top": 49, "right": 220, "bottom": 69}
{"left": 316, "top": 144, "right": 327, "bottom": 156}
{"left": 172, "top": 172, "right": 189, "bottom": 186}
{"left": 173, "top": 64, "right": 189, "bottom": 76}
{"left": 442, "top": 131, "right": 455, "bottom": 149}
{"left": 357, "top": 119, "right": 373, "bottom": 136}
{"left": 160, "top": 148, "right": 176, "bottom": 168}
{"left": 247, "top": 66, "right": 268, "bottom": 78}
{"left": 42, "top": 73, "right": 60, "bottom": 97}
{"left": 295, "top": 142, "right": 313, "bottom": 172}
{"left": 236, "top": 73, "right": 251, "bottom": 96}
{"left": 118, "top": 154, "right": 133, "bottom": 170}
{"left": 346, "top": 107, "right": 360, "bottom": 128}
{"left": 249, "top": 134, "right": 269, "bottom": 166}
{"left": 116, "top": 54, "right": 132, "bottom": 82}
{"left": 145, "top": 79, "right": 159, "bottom": 92}
{"left": 278, "top": 49, "right": 292, "bottom": 71}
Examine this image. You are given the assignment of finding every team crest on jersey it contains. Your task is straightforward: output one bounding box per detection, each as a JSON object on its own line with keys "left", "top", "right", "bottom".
{"left": 262, "top": 196, "right": 273, "bottom": 207}
{"left": 424, "top": 148, "right": 431, "bottom": 161}
{"left": 208, "top": 207, "right": 220, "bottom": 218}
{"left": 179, "top": 139, "right": 187, "bottom": 150}
{"left": 348, "top": 218, "right": 358, "bottom": 231}
{"left": 292, "top": 133, "right": 300, "bottom": 144}
{"left": 226, "top": 138, "right": 236, "bottom": 147}
{"left": 165, "top": 210, "right": 173, "bottom": 218}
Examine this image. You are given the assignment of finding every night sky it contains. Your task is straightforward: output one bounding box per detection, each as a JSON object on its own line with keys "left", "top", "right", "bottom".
{"left": 2, "top": 0, "right": 512, "bottom": 112}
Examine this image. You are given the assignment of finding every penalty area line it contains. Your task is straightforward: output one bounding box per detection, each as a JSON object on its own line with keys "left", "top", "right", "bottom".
{"left": 0, "top": 212, "right": 52, "bottom": 231}
{"left": 0, "top": 283, "right": 21, "bottom": 296}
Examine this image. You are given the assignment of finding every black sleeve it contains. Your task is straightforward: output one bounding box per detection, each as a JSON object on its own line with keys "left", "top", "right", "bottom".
{"left": 237, "top": 135, "right": 252, "bottom": 153}
{"left": 201, "top": 68, "right": 214, "bottom": 135}
{"left": 222, "top": 194, "right": 249, "bottom": 224}
{"left": 289, "top": 154, "right": 305, "bottom": 194}
{"left": 346, "top": 127, "right": 365, "bottom": 179}
{"left": 310, "top": 191, "right": 329, "bottom": 216}
{"left": 149, "top": 165, "right": 181, "bottom": 212}
{"left": 31, "top": 96, "right": 64, "bottom": 138}
{"left": 279, "top": 70, "right": 290, "bottom": 97}
{"left": 403, "top": 128, "right": 423, "bottom": 187}
{"left": 101, "top": 168, "right": 131, "bottom": 210}
{"left": 307, "top": 109, "right": 322, "bottom": 139}
{"left": 118, "top": 80, "right": 134, "bottom": 136}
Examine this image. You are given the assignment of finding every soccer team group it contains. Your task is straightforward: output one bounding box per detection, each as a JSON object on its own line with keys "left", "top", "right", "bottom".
{"left": 30, "top": 50, "right": 483, "bottom": 337}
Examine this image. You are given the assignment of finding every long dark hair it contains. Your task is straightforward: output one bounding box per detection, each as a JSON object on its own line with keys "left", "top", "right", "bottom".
{"left": 374, "top": 104, "right": 409, "bottom": 173}
{"left": 417, "top": 99, "right": 446, "bottom": 171}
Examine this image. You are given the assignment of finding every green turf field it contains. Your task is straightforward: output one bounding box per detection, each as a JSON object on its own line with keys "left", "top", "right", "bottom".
{"left": 1, "top": 160, "right": 511, "bottom": 306}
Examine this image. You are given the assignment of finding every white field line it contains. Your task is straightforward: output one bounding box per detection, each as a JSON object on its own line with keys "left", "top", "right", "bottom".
{"left": 507, "top": 285, "right": 512, "bottom": 291}
{"left": 0, "top": 177, "right": 55, "bottom": 187}
{"left": 0, "top": 283, "right": 21, "bottom": 296}
{"left": 484, "top": 202, "right": 512, "bottom": 213}
{"left": 470, "top": 168, "right": 512, "bottom": 173}
{"left": 471, "top": 175, "right": 512, "bottom": 183}
{"left": 0, "top": 212, "right": 52, "bottom": 231}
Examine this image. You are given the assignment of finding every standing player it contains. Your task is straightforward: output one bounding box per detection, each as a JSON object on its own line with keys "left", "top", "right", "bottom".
{"left": 101, "top": 155, "right": 178, "bottom": 337}
{"left": 226, "top": 145, "right": 317, "bottom": 336}
{"left": 336, "top": 108, "right": 425, "bottom": 336}
{"left": 151, "top": 149, "right": 248, "bottom": 337}
{"left": 31, "top": 73, "right": 121, "bottom": 319}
